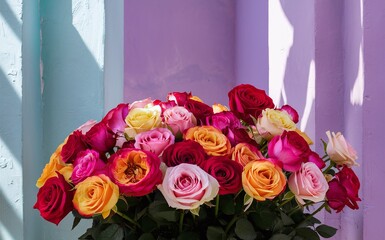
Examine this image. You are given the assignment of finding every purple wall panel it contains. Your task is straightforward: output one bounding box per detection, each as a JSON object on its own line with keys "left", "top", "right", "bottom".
{"left": 124, "top": 0, "right": 235, "bottom": 105}
{"left": 363, "top": 0, "right": 385, "bottom": 238}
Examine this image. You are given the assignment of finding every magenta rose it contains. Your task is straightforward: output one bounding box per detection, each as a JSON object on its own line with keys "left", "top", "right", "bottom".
{"left": 34, "top": 173, "right": 74, "bottom": 225}
{"left": 85, "top": 122, "right": 116, "bottom": 154}
{"left": 163, "top": 106, "right": 197, "bottom": 136}
{"left": 134, "top": 128, "right": 175, "bottom": 156}
{"left": 307, "top": 151, "right": 326, "bottom": 169}
{"left": 205, "top": 111, "right": 242, "bottom": 131}
{"left": 183, "top": 99, "right": 214, "bottom": 125}
{"left": 288, "top": 162, "right": 329, "bottom": 204}
{"left": 108, "top": 148, "right": 163, "bottom": 196}
{"left": 76, "top": 120, "right": 97, "bottom": 134}
{"left": 153, "top": 99, "right": 177, "bottom": 113}
{"left": 278, "top": 105, "right": 299, "bottom": 123}
{"left": 228, "top": 84, "right": 275, "bottom": 125}
{"left": 61, "top": 130, "right": 88, "bottom": 163}
{"left": 162, "top": 140, "right": 207, "bottom": 167}
{"left": 201, "top": 156, "right": 243, "bottom": 195}
{"left": 268, "top": 131, "right": 311, "bottom": 172}
{"left": 158, "top": 163, "right": 219, "bottom": 210}
{"left": 102, "top": 103, "right": 129, "bottom": 134}
{"left": 167, "top": 92, "right": 193, "bottom": 106}
{"left": 326, "top": 167, "right": 360, "bottom": 212}
{"left": 71, "top": 149, "right": 106, "bottom": 185}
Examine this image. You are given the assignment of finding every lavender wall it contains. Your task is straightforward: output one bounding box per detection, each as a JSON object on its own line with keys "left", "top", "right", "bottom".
{"left": 124, "top": 0, "right": 236, "bottom": 105}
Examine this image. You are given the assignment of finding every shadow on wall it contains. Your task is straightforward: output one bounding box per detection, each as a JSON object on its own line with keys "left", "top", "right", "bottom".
{"left": 39, "top": 0, "right": 104, "bottom": 239}
{"left": 0, "top": 1, "right": 23, "bottom": 239}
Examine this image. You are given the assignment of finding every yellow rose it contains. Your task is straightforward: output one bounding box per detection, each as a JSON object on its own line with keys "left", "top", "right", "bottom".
{"left": 125, "top": 105, "right": 162, "bottom": 138}
{"left": 73, "top": 174, "right": 119, "bottom": 219}
{"left": 231, "top": 143, "right": 263, "bottom": 167}
{"left": 256, "top": 108, "right": 296, "bottom": 140}
{"left": 190, "top": 95, "right": 203, "bottom": 102}
{"left": 36, "top": 143, "right": 67, "bottom": 188}
{"left": 212, "top": 103, "right": 229, "bottom": 114}
{"left": 59, "top": 165, "right": 74, "bottom": 183}
{"left": 242, "top": 160, "right": 286, "bottom": 201}
{"left": 184, "top": 126, "right": 231, "bottom": 156}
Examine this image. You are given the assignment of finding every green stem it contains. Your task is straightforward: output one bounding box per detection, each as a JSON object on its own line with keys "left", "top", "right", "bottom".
{"left": 323, "top": 161, "right": 335, "bottom": 174}
{"left": 179, "top": 210, "right": 185, "bottom": 233}
{"left": 278, "top": 196, "right": 294, "bottom": 208}
{"left": 215, "top": 195, "right": 220, "bottom": 218}
{"left": 116, "top": 211, "right": 140, "bottom": 229}
{"left": 225, "top": 216, "right": 238, "bottom": 234}
{"left": 296, "top": 202, "right": 327, "bottom": 228}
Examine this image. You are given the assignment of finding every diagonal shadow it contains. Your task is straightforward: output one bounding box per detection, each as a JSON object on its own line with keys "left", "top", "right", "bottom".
{"left": 0, "top": 0, "right": 21, "bottom": 41}
{"left": 0, "top": 190, "right": 23, "bottom": 239}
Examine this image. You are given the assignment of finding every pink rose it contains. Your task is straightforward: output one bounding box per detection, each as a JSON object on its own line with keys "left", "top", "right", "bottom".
{"left": 71, "top": 150, "right": 106, "bottom": 185}
{"left": 158, "top": 163, "right": 219, "bottom": 210}
{"left": 61, "top": 130, "right": 87, "bottom": 163}
{"left": 77, "top": 120, "right": 97, "bottom": 134}
{"left": 85, "top": 122, "right": 116, "bottom": 154}
{"left": 102, "top": 103, "right": 129, "bottom": 134}
{"left": 109, "top": 148, "right": 163, "bottom": 196}
{"left": 163, "top": 106, "right": 197, "bottom": 136}
{"left": 130, "top": 98, "right": 154, "bottom": 109}
{"left": 278, "top": 105, "right": 299, "bottom": 123}
{"left": 134, "top": 128, "right": 175, "bottom": 156}
{"left": 200, "top": 156, "right": 243, "bottom": 195}
{"left": 326, "top": 131, "right": 358, "bottom": 167}
{"left": 268, "top": 131, "right": 311, "bottom": 172}
{"left": 288, "top": 162, "right": 329, "bottom": 204}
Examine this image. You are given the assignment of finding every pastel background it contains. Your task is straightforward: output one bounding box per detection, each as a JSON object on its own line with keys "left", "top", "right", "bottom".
{"left": 0, "top": 0, "right": 383, "bottom": 239}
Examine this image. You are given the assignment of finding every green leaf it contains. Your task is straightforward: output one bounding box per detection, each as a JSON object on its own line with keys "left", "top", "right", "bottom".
{"left": 249, "top": 209, "right": 277, "bottom": 230}
{"left": 235, "top": 218, "right": 256, "bottom": 240}
{"left": 72, "top": 216, "right": 82, "bottom": 230}
{"left": 282, "top": 191, "right": 295, "bottom": 201}
{"left": 78, "top": 228, "right": 94, "bottom": 240}
{"left": 138, "top": 233, "right": 156, "bottom": 240}
{"left": 220, "top": 194, "right": 235, "bottom": 215}
{"left": 269, "top": 234, "right": 292, "bottom": 240}
{"left": 316, "top": 224, "right": 337, "bottom": 238}
{"left": 93, "top": 224, "right": 124, "bottom": 240}
{"left": 190, "top": 207, "right": 200, "bottom": 216}
{"left": 206, "top": 226, "right": 226, "bottom": 240}
{"left": 149, "top": 200, "right": 178, "bottom": 222}
{"left": 295, "top": 227, "right": 320, "bottom": 240}
{"left": 178, "top": 231, "right": 200, "bottom": 240}
{"left": 280, "top": 212, "right": 295, "bottom": 226}
{"left": 140, "top": 216, "right": 157, "bottom": 233}
{"left": 243, "top": 193, "right": 253, "bottom": 211}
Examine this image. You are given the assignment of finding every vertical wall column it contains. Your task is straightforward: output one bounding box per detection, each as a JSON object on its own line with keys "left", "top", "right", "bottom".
{"left": 0, "top": 1, "right": 24, "bottom": 239}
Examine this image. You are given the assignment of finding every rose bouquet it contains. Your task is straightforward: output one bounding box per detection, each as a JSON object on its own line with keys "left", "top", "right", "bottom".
{"left": 34, "top": 84, "right": 360, "bottom": 240}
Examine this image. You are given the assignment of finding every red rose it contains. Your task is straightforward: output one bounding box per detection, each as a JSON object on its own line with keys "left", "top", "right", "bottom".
{"left": 167, "top": 91, "right": 193, "bottom": 106}
{"left": 228, "top": 84, "right": 274, "bottom": 124}
{"left": 201, "top": 156, "right": 243, "bottom": 195}
{"left": 61, "top": 130, "right": 87, "bottom": 163}
{"left": 162, "top": 140, "right": 207, "bottom": 167}
{"left": 85, "top": 122, "right": 116, "bottom": 154}
{"left": 184, "top": 99, "right": 214, "bottom": 125}
{"left": 326, "top": 167, "right": 360, "bottom": 212}
{"left": 102, "top": 103, "right": 129, "bottom": 134}
{"left": 33, "top": 173, "right": 74, "bottom": 225}
{"left": 268, "top": 131, "right": 311, "bottom": 172}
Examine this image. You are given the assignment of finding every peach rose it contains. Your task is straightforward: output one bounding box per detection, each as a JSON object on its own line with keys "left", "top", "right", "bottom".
{"left": 73, "top": 174, "right": 119, "bottom": 219}
{"left": 256, "top": 108, "right": 296, "bottom": 140}
{"left": 242, "top": 160, "right": 286, "bottom": 201}
{"left": 36, "top": 143, "right": 67, "bottom": 188}
{"left": 326, "top": 131, "right": 358, "bottom": 167}
{"left": 184, "top": 126, "right": 231, "bottom": 156}
{"left": 212, "top": 103, "right": 229, "bottom": 113}
{"left": 231, "top": 143, "right": 264, "bottom": 167}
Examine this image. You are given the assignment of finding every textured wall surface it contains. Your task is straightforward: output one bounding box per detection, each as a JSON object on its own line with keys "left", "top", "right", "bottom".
{"left": 124, "top": 0, "right": 236, "bottom": 106}
{"left": 0, "top": 1, "right": 24, "bottom": 239}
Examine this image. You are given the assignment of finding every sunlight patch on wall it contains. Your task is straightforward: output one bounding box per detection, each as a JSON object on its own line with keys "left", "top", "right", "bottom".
{"left": 300, "top": 60, "right": 315, "bottom": 132}
{"left": 268, "top": 0, "right": 293, "bottom": 105}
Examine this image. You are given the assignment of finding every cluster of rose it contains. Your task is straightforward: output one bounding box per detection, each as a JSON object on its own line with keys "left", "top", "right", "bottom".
{"left": 34, "top": 84, "right": 360, "bottom": 240}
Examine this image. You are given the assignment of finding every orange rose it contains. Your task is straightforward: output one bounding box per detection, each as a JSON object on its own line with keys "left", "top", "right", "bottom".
{"left": 73, "top": 174, "right": 119, "bottom": 218}
{"left": 36, "top": 143, "right": 67, "bottom": 188}
{"left": 242, "top": 160, "right": 286, "bottom": 201}
{"left": 184, "top": 126, "right": 231, "bottom": 156}
{"left": 232, "top": 143, "right": 263, "bottom": 167}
